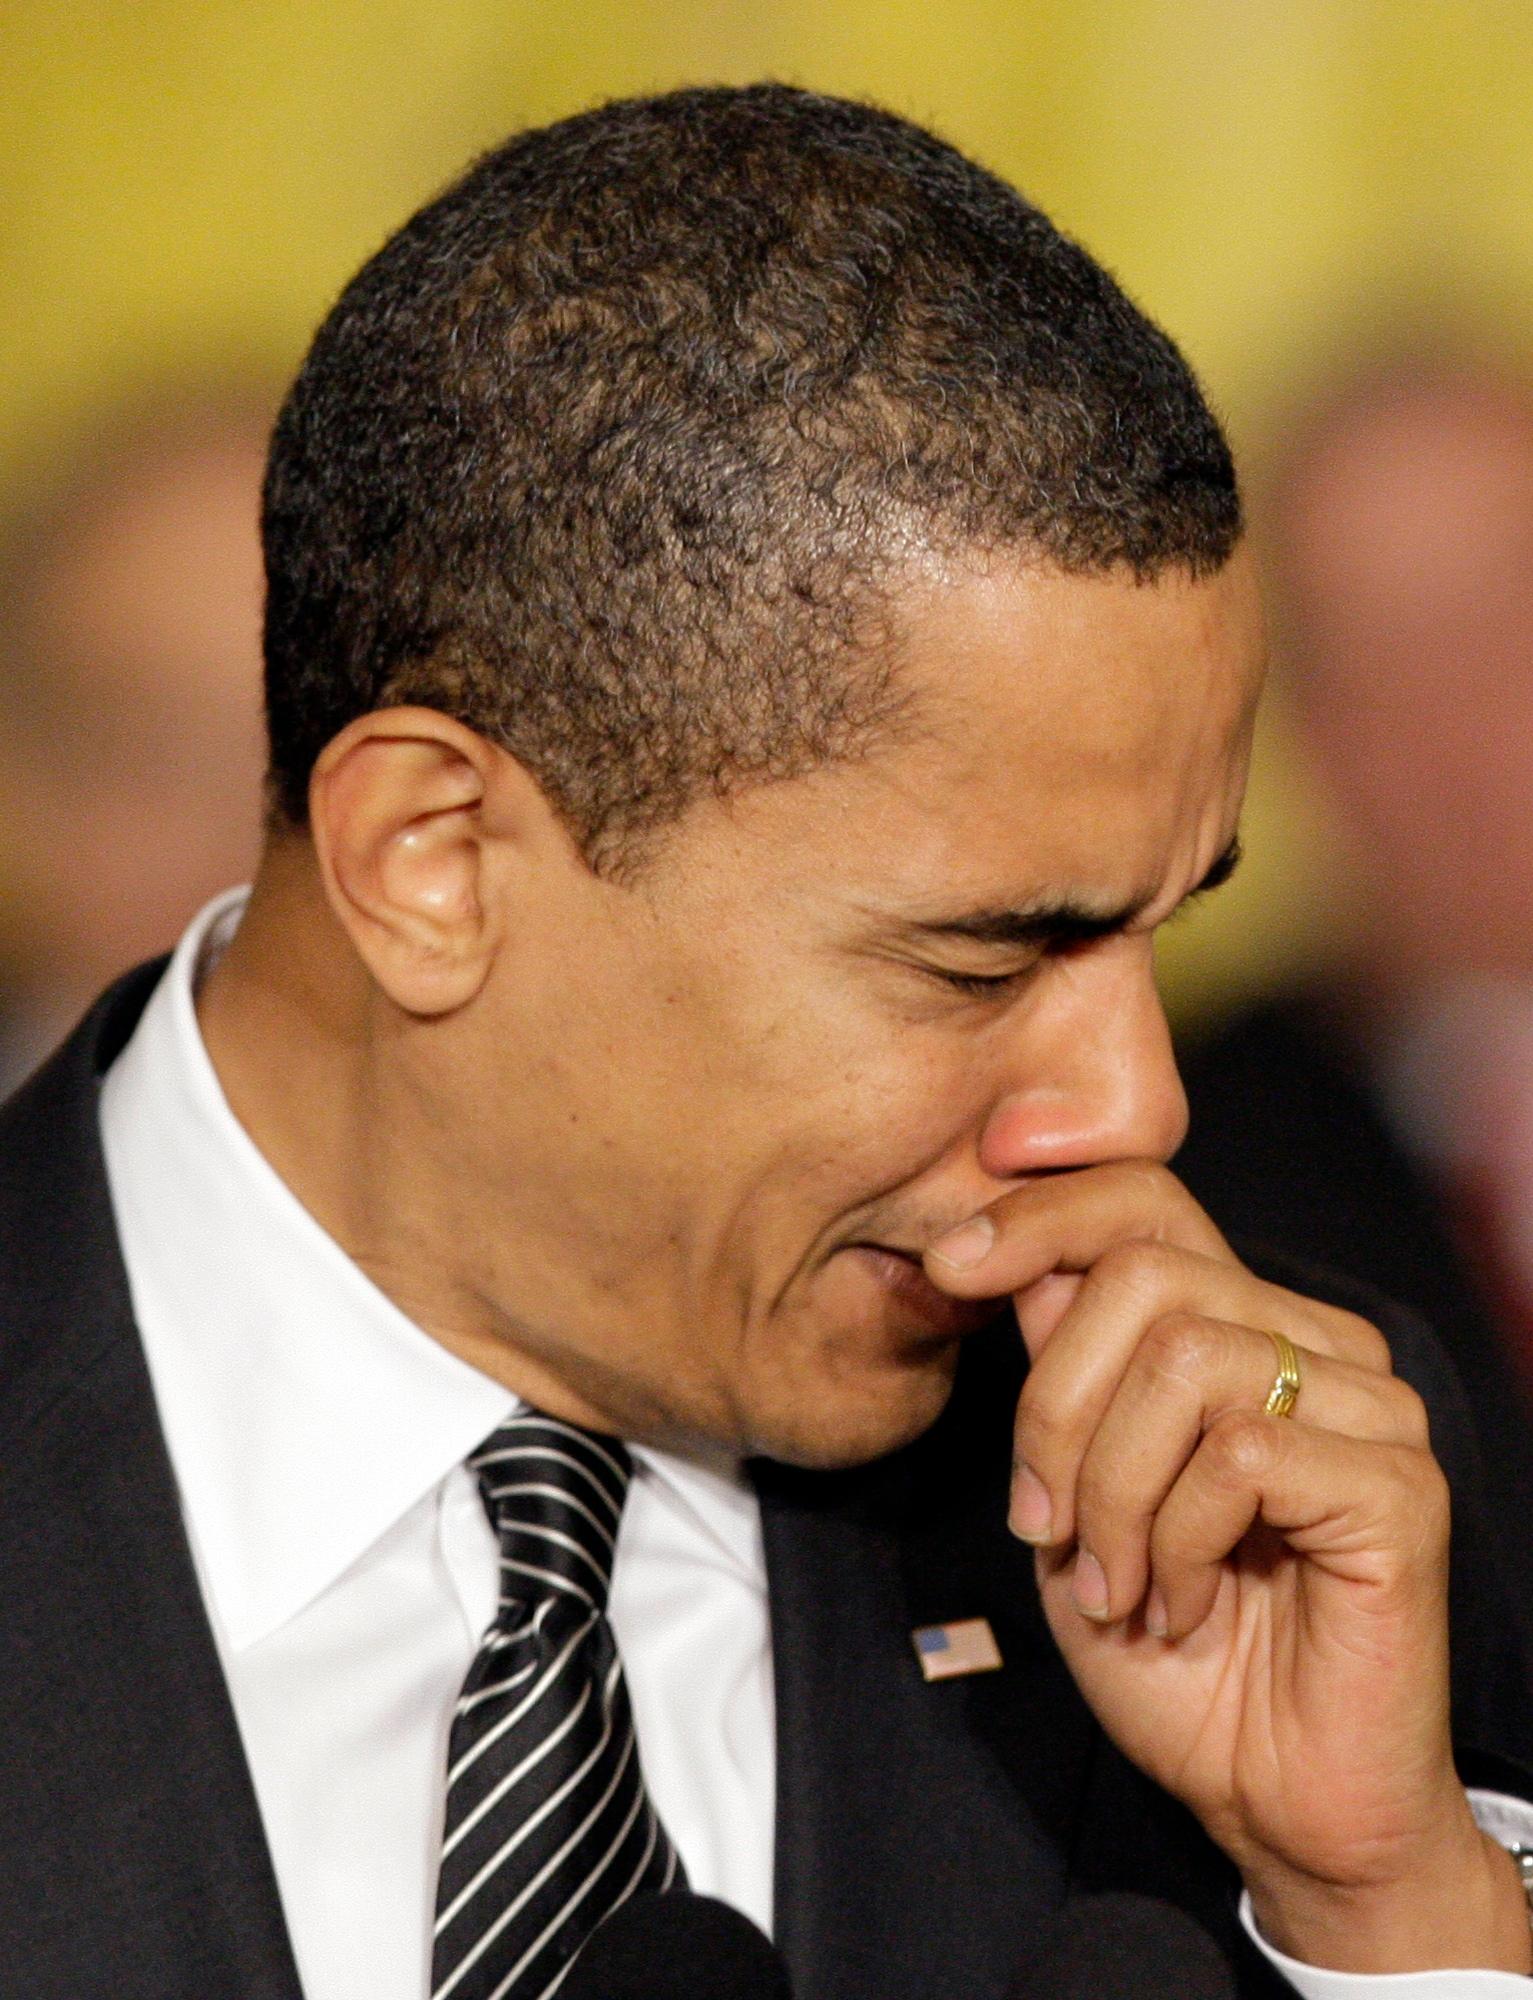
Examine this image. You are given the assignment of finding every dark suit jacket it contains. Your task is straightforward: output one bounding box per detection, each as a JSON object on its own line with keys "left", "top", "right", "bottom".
{"left": 1177, "top": 993, "right": 1533, "bottom": 1633}
{"left": 4, "top": 968, "right": 1532, "bottom": 1999}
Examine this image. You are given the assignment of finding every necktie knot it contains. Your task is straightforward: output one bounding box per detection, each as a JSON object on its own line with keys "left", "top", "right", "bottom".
{"left": 469, "top": 1412, "right": 631, "bottom": 1619}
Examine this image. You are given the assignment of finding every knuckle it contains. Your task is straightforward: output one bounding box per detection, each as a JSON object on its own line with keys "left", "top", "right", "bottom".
{"left": 1376, "top": 1450, "right": 1451, "bottom": 1577}
{"left": 1406, "top": 1448, "right": 1452, "bottom": 1530}
{"left": 1424, "top": 1463, "right": 1453, "bottom": 1543}
{"left": 1203, "top": 1408, "right": 1277, "bottom": 1484}
{"left": 1336, "top": 1310, "right": 1393, "bottom": 1374}
{"left": 1141, "top": 1310, "right": 1223, "bottom": 1387}
{"left": 1093, "top": 1237, "right": 1176, "bottom": 1309}
{"left": 1117, "top": 1157, "right": 1176, "bottom": 1203}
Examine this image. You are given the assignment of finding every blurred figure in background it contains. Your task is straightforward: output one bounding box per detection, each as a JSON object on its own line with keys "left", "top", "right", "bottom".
{"left": 1177, "top": 343, "right": 1533, "bottom": 1616}
{"left": 0, "top": 387, "right": 271, "bottom": 1092}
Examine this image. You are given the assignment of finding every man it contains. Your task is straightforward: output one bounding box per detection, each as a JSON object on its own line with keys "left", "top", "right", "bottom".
{"left": 0, "top": 385, "right": 270, "bottom": 1091}
{"left": 1177, "top": 348, "right": 1533, "bottom": 1626}
{"left": 3, "top": 86, "right": 1532, "bottom": 2000}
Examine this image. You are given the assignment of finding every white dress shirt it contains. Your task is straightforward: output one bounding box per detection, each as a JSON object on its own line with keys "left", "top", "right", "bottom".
{"left": 98, "top": 893, "right": 1533, "bottom": 1999}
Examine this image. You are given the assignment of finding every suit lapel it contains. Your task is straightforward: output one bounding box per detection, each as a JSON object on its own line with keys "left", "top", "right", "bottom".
{"left": 757, "top": 1331, "right": 1100, "bottom": 2000}
{"left": 0, "top": 973, "right": 304, "bottom": 2000}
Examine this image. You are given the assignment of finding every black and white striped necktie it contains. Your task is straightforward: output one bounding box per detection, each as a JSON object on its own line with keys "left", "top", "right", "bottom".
{"left": 432, "top": 1412, "right": 686, "bottom": 2000}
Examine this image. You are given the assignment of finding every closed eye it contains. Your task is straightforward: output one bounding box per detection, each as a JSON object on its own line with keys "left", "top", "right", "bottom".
{"left": 930, "top": 964, "right": 1035, "bottom": 997}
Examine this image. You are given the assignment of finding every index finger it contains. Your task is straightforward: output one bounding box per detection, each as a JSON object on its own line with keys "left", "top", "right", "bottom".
{"left": 923, "top": 1158, "right": 1233, "bottom": 1324}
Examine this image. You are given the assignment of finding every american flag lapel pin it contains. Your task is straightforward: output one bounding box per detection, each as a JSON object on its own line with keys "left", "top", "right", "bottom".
{"left": 911, "top": 1616, "right": 1003, "bottom": 1681}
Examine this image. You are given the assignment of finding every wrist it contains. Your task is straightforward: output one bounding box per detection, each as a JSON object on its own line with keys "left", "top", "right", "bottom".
{"left": 1246, "top": 1813, "right": 1533, "bottom": 1975}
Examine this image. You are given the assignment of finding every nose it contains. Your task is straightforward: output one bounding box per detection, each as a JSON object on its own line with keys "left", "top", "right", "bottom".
{"left": 975, "top": 935, "right": 1188, "bottom": 1180}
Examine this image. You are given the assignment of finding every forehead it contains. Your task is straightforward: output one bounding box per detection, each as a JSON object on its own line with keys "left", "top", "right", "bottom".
{"left": 901, "top": 546, "right": 1260, "bottom": 748}
{"left": 684, "top": 547, "right": 1265, "bottom": 918}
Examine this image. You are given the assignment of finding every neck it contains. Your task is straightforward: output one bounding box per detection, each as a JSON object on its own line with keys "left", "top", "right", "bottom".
{"left": 194, "top": 837, "right": 631, "bottom": 1431}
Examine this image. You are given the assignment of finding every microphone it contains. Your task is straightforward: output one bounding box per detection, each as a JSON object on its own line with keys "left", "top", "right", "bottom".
{"left": 563, "top": 1886, "right": 1233, "bottom": 2000}
{"left": 561, "top": 1891, "right": 793, "bottom": 1999}
{"left": 1014, "top": 1891, "right": 1237, "bottom": 2000}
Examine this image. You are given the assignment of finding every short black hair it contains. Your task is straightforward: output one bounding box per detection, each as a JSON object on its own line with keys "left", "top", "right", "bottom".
{"left": 263, "top": 83, "right": 1241, "bottom": 872}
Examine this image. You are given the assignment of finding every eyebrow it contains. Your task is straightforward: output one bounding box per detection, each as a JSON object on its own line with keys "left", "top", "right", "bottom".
{"left": 910, "top": 835, "right": 1244, "bottom": 950}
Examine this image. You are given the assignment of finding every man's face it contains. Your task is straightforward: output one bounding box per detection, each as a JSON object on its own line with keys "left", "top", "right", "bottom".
{"left": 448, "top": 549, "right": 1264, "bottom": 1466}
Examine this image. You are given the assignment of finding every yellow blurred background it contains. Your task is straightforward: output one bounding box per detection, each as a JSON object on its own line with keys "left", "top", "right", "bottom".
{"left": 5, "top": 0, "right": 1533, "bottom": 1021}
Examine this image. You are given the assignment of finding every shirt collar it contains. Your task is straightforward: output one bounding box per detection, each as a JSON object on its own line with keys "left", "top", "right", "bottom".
{"left": 99, "top": 891, "right": 516, "bottom": 1653}
{"left": 631, "top": 1440, "right": 763, "bottom": 1582}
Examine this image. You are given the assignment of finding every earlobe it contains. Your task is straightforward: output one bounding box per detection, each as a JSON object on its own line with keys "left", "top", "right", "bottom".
{"left": 309, "top": 709, "right": 500, "bottom": 1017}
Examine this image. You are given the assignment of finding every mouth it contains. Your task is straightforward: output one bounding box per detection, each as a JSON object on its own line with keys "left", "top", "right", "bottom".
{"left": 843, "top": 1242, "right": 1001, "bottom": 1343}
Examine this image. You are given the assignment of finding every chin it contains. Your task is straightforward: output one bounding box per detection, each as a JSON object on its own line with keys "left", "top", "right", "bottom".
{"left": 741, "top": 1238, "right": 994, "bottom": 1467}
{"left": 744, "top": 1325, "right": 964, "bottom": 1471}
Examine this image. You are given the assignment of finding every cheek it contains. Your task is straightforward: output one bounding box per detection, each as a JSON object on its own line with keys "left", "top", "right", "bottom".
{"left": 760, "top": 1044, "right": 996, "bottom": 1218}
{"left": 520, "top": 923, "right": 995, "bottom": 1244}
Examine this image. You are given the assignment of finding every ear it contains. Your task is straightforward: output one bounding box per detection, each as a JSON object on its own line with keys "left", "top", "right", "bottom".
{"left": 308, "top": 707, "right": 529, "bottom": 1016}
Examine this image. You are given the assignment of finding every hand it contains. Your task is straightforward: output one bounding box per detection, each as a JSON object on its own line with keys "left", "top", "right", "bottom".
{"left": 925, "top": 1162, "right": 1531, "bottom": 1975}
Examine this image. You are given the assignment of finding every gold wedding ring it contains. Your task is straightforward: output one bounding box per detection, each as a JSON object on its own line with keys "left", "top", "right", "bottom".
{"left": 1262, "top": 1330, "right": 1302, "bottom": 1420}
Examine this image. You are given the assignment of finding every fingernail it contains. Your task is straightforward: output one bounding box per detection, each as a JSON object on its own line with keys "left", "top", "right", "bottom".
{"left": 1144, "top": 1587, "right": 1169, "bottom": 1639}
{"left": 1009, "top": 1463, "right": 1053, "bottom": 1543}
{"left": 928, "top": 1213, "right": 995, "bottom": 1271}
{"left": 1071, "top": 1548, "right": 1110, "bottom": 1619}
